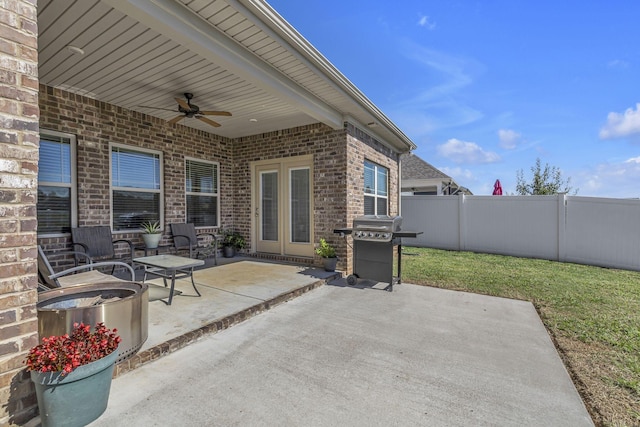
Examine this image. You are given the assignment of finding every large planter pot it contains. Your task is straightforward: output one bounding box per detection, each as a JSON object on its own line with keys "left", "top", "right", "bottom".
{"left": 142, "top": 233, "right": 162, "bottom": 249}
{"left": 31, "top": 347, "right": 118, "bottom": 427}
{"left": 223, "top": 246, "right": 236, "bottom": 258}
{"left": 322, "top": 257, "right": 338, "bottom": 272}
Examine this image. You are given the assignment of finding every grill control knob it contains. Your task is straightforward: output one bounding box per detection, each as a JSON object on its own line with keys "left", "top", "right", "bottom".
{"left": 375, "top": 233, "right": 380, "bottom": 238}
{"left": 383, "top": 233, "right": 389, "bottom": 239}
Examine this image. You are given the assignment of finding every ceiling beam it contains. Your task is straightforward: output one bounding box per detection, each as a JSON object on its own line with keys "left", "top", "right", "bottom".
{"left": 103, "top": 0, "right": 344, "bottom": 129}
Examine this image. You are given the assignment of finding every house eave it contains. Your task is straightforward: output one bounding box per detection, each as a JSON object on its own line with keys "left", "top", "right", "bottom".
{"left": 238, "top": 0, "right": 417, "bottom": 152}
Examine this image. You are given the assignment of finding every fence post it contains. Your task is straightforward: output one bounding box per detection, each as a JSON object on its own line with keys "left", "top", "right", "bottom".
{"left": 458, "top": 193, "right": 466, "bottom": 251}
{"left": 557, "top": 193, "right": 567, "bottom": 262}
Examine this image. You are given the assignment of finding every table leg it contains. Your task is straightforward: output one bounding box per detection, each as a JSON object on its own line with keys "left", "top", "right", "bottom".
{"left": 397, "top": 241, "right": 403, "bottom": 285}
{"left": 168, "top": 270, "right": 177, "bottom": 305}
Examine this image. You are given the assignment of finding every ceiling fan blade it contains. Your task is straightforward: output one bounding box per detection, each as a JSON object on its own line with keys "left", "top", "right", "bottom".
{"left": 175, "top": 97, "right": 190, "bottom": 110}
{"left": 168, "top": 116, "right": 184, "bottom": 124}
{"left": 196, "top": 116, "right": 221, "bottom": 127}
{"left": 200, "top": 110, "right": 232, "bottom": 117}
{"left": 138, "top": 105, "right": 177, "bottom": 112}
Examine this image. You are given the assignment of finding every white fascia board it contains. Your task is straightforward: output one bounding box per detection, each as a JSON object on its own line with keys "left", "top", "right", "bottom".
{"left": 237, "top": 0, "right": 416, "bottom": 151}
{"left": 103, "top": 0, "right": 343, "bottom": 129}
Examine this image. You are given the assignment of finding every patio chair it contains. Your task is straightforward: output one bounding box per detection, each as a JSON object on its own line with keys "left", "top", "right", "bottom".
{"left": 71, "top": 226, "right": 134, "bottom": 270}
{"left": 170, "top": 223, "right": 220, "bottom": 265}
{"left": 37, "top": 245, "right": 135, "bottom": 290}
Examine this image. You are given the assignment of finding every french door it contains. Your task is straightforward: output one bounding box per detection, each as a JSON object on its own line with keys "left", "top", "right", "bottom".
{"left": 253, "top": 155, "right": 313, "bottom": 257}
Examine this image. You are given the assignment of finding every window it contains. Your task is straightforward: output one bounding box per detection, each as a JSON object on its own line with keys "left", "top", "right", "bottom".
{"left": 364, "top": 160, "right": 388, "bottom": 215}
{"left": 185, "top": 158, "right": 219, "bottom": 227}
{"left": 111, "top": 144, "right": 162, "bottom": 231}
{"left": 37, "top": 131, "right": 77, "bottom": 235}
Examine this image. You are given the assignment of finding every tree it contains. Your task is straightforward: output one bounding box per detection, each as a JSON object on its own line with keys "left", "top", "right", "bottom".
{"left": 515, "top": 158, "right": 576, "bottom": 195}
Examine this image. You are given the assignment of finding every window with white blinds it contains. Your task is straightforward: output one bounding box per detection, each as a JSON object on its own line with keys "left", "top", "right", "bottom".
{"left": 37, "top": 131, "right": 77, "bottom": 235}
{"left": 186, "top": 159, "right": 219, "bottom": 227}
{"left": 364, "top": 160, "right": 388, "bottom": 215}
{"left": 111, "top": 145, "right": 162, "bottom": 231}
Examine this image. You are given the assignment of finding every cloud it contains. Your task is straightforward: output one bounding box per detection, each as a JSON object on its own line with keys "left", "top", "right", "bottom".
{"left": 437, "top": 138, "right": 501, "bottom": 164}
{"left": 497, "top": 129, "right": 522, "bottom": 149}
{"left": 417, "top": 15, "right": 436, "bottom": 30}
{"left": 599, "top": 103, "right": 640, "bottom": 139}
{"left": 607, "top": 59, "right": 630, "bottom": 69}
{"left": 439, "top": 166, "right": 474, "bottom": 181}
{"left": 575, "top": 156, "right": 640, "bottom": 198}
{"left": 386, "top": 41, "right": 484, "bottom": 136}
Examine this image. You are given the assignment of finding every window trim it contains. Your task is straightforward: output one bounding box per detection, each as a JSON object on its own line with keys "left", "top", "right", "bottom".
{"left": 37, "top": 129, "right": 78, "bottom": 237}
{"left": 109, "top": 143, "right": 164, "bottom": 233}
{"left": 364, "top": 159, "right": 388, "bottom": 216}
{"left": 184, "top": 157, "right": 220, "bottom": 228}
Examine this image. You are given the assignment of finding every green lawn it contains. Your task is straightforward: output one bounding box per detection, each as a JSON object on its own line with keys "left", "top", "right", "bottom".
{"left": 401, "top": 247, "right": 640, "bottom": 426}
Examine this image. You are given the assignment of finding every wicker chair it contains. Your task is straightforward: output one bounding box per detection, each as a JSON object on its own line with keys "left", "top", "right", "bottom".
{"left": 71, "top": 226, "right": 134, "bottom": 270}
{"left": 37, "top": 245, "right": 135, "bottom": 290}
{"left": 170, "top": 223, "right": 220, "bottom": 265}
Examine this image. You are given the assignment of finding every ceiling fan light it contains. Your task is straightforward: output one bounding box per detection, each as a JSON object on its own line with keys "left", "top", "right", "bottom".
{"left": 66, "top": 45, "right": 85, "bottom": 55}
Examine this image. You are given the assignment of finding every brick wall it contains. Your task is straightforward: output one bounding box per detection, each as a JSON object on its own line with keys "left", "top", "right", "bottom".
{"left": 0, "top": 0, "right": 40, "bottom": 424}
{"left": 343, "top": 123, "right": 400, "bottom": 273}
{"left": 38, "top": 85, "right": 234, "bottom": 253}
{"left": 37, "top": 87, "right": 401, "bottom": 274}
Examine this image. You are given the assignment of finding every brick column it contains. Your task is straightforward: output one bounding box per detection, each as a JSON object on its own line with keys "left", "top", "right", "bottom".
{"left": 0, "top": 0, "right": 40, "bottom": 424}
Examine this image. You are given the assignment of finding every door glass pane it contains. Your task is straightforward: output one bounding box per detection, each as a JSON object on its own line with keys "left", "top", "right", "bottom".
{"left": 261, "top": 171, "right": 278, "bottom": 241}
{"left": 290, "top": 168, "right": 310, "bottom": 243}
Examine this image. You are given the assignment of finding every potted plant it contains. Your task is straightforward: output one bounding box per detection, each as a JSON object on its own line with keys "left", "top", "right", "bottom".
{"left": 25, "top": 322, "right": 121, "bottom": 427}
{"left": 221, "top": 230, "right": 246, "bottom": 258}
{"left": 316, "top": 238, "right": 338, "bottom": 271}
{"left": 141, "top": 220, "right": 162, "bottom": 249}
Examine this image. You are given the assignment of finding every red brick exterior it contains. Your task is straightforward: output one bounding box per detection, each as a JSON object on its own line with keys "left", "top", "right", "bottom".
{"left": 0, "top": 0, "right": 40, "bottom": 424}
{"left": 1, "top": 40, "right": 401, "bottom": 427}
{"left": 37, "top": 87, "right": 401, "bottom": 272}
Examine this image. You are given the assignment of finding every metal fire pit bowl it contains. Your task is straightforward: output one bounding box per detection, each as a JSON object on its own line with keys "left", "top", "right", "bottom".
{"left": 37, "top": 282, "right": 149, "bottom": 363}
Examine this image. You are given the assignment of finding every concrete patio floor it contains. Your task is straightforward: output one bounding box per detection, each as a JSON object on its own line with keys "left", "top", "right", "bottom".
{"left": 90, "top": 277, "right": 593, "bottom": 426}
{"left": 139, "top": 257, "right": 337, "bottom": 353}
{"left": 112, "top": 256, "right": 338, "bottom": 377}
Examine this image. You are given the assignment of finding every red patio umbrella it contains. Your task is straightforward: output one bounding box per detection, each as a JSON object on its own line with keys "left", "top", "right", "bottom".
{"left": 492, "top": 179, "right": 503, "bottom": 195}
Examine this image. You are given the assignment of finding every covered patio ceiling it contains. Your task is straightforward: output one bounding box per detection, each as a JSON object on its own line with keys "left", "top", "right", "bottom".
{"left": 37, "top": 0, "right": 416, "bottom": 152}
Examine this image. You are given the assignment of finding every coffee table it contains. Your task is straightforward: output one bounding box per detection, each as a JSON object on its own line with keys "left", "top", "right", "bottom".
{"left": 133, "top": 254, "right": 205, "bottom": 305}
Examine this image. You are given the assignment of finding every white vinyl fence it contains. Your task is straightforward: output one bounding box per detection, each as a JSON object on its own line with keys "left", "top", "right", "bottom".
{"left": 401, "top": 194, "right": 640, "bottom": 271}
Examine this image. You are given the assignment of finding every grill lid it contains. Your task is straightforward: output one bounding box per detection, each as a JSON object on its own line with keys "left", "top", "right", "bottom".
{"left": 352, "top": 215, "right": 402, "bottom": 241}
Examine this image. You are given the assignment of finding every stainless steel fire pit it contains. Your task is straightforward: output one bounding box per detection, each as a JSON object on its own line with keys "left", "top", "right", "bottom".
{"left": 335, "top": 215, "right": 421, "bottom": 291}
{"left": 37, "top": 282, "right": 149, "bottom": 363}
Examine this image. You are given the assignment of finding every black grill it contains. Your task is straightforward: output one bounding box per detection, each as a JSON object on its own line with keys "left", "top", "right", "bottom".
{"left": 334, "top": 215, "right": 421, "bottom": 291}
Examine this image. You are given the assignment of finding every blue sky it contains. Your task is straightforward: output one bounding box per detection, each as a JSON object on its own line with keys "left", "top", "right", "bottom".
{"left": 268, "top": 0, "right": 640, "bottom": 197}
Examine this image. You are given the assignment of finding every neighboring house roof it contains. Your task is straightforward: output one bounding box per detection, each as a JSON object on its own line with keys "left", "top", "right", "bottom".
{"left": 37, "top": 0, "right": 416, "bottom": 153}
{"left": 401, "top": 153, "right": 450, "bottom": 181}
{"left": 401, "top": 153, "right": 472, "bottom": 195}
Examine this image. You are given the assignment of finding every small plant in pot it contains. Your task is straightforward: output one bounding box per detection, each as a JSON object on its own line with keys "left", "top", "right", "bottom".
{"left": 141, "top": 220, "right": 162, "bottom": 249}
{"left": 316, "top": 238, "right": 338, "bottom": 272}
{"left": 221, "top": 230, "right": 246, "bottom": 258}
{"left": 25, "top": 322, "right": 121, "bottom": 427}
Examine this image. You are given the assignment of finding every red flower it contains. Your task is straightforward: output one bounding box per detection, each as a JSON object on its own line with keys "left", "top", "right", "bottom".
{"left": 25, "top": 322, "right": 121, "bottom": 376}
